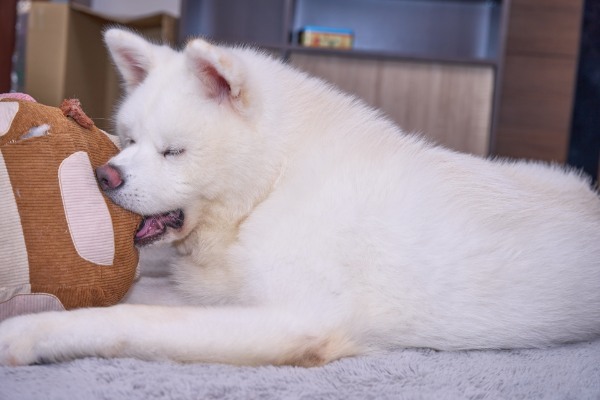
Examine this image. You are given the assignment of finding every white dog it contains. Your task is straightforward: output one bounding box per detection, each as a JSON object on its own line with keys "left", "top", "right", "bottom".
{"left": 1, "top": 28, "right": 599, "bottom": 367}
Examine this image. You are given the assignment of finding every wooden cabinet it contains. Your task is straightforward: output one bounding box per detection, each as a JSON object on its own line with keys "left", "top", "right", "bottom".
{"left": 494, "top": 0, "right": 584, "bottom": 162}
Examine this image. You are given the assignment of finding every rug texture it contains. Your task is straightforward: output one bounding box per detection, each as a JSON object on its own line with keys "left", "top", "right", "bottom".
{"left": 2, "top": 249, "right": 599, "bottom": 399}
{"left": 1, "top": 339, "right": 599, "bottom": 400}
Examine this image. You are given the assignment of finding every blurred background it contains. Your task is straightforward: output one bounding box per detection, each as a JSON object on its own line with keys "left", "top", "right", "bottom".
{"left": 1, "top": 0, "right": 598, "bottom": 180}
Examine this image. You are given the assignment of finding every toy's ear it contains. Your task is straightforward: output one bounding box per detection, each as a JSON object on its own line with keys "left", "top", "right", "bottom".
{"left": 104, "top": 28, "right": 157, "bottom": 93}
{"left": 184, "top": 39, "right": 248, "bottom": 112}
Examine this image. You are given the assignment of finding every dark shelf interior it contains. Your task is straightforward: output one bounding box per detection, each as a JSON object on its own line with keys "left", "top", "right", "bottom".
{"left": 180, "top": 0, "right": 289, "bottom": 48}
{"left": 292, "top": 0, "right": 501, "bottom": 62}
{"left": 180, "top": 0, "right": 503, "bottom": 65}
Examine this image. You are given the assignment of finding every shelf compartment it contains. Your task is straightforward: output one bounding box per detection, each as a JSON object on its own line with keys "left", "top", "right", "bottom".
{"left": 179, "top": 0, "right": 289, "bottom": 48}
{"left": 292, "top": 0, "right": 501, "bottom": 62}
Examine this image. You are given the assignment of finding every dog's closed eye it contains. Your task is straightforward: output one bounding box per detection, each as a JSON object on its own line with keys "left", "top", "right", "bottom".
{"left": 163, "top": 148, "right": 185, "bottom": 157}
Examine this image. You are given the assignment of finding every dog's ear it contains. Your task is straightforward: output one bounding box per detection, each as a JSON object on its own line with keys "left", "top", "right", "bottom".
{"left": 104, "top": 28, "right": 156, "bottom": 93}
{"left": 184, "top": 39, "right": 248, "bottom": 111}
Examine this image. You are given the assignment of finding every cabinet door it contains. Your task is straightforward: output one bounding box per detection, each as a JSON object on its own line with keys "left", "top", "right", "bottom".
{"left": 290, "top": 53, "right": 494, "bottom": 156}
{"left": 495, "top": 0, "right": 583, "bottom": 163}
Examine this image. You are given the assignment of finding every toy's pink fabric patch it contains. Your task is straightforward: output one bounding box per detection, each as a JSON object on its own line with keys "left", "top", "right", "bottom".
{"left": 0, "top": 102, "right": 19, "bottom": 137}
{"left": 0, "top": 153, "right": 30, "bottom": 300}
{"left": 0, "top": 293, "right": 65, "bottom": 322}
{"left": 59, "top": 151, "right": 115, "bottom": 266}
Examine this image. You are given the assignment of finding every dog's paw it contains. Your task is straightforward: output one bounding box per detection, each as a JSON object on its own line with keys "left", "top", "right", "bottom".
{"left": 0, "top": 313, "right": 62, "bottom": 366}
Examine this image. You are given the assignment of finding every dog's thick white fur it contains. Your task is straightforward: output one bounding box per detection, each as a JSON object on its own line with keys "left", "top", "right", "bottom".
{"left": 1, "top": 29, "right": 600, "bottom": 367}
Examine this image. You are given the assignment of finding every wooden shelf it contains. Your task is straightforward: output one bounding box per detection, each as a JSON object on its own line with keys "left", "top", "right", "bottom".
{"left": 277, "top": 45, "right": 499, "bottom": 68}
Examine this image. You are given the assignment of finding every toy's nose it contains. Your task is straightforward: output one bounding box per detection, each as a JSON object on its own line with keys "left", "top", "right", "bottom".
{"left": 96, "top": 163, "right": 124, "bottom": 191}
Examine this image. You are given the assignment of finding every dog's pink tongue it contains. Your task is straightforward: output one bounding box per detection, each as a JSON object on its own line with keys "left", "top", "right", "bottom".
{"left": 134, "top": 210, "right": 184, "bottom": 246}
{"left": 135, "top": 217, "right": 164, "bottom": 241}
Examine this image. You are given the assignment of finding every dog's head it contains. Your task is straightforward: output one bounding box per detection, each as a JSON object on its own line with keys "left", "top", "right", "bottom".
{"left": 98, "top": 29, "right": 274, "bottom": 246}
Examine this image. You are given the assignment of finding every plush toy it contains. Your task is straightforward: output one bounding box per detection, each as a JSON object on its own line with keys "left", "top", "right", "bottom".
{"left": 0, "top": 94, "right": 141, "bottom": 321}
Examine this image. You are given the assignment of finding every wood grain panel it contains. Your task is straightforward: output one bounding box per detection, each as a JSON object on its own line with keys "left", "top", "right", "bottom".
{"left": 501, "top": 55, "right": 578, "bottom": 98}
{"left": 496, "top": 54, "right": 579, "bottom": 163}
{"left": 495, "top": 126, "right": 569, "bottom": 161}
{"left": 493, "top": 0, "right": 583, "bottom": 163}
{"left": 290, "top": 53, "right": 380, "bottom": 106}
{"left": 511, "top": 0, "right": 582, "bottom": 9}
{"left": 377, "top": 61, "right": 493, "bottom": 156}
{"left": 507, "top": 3, "right": 583, "bottom": 57}
{"left": 290, "top": 53, "right": 494, "bottom": 156}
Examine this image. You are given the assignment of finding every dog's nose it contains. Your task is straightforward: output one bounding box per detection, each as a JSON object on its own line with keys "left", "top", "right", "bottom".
{"left": 96, "top": 163, "right": 124, "bottom": 191}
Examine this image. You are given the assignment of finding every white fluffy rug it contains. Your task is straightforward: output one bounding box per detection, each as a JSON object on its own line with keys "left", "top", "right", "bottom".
{"left": 1, "top": 339, "right": 599, "bottom": 400}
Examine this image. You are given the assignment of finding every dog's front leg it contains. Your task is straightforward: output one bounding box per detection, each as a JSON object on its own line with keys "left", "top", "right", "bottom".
{"left": 0, "top": 304, "right": 359, "bottom": 366}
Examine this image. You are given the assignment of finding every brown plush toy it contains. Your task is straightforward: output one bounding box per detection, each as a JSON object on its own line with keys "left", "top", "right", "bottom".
{"left": 0, "top": 94, "right": 141, "bottom": 321}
